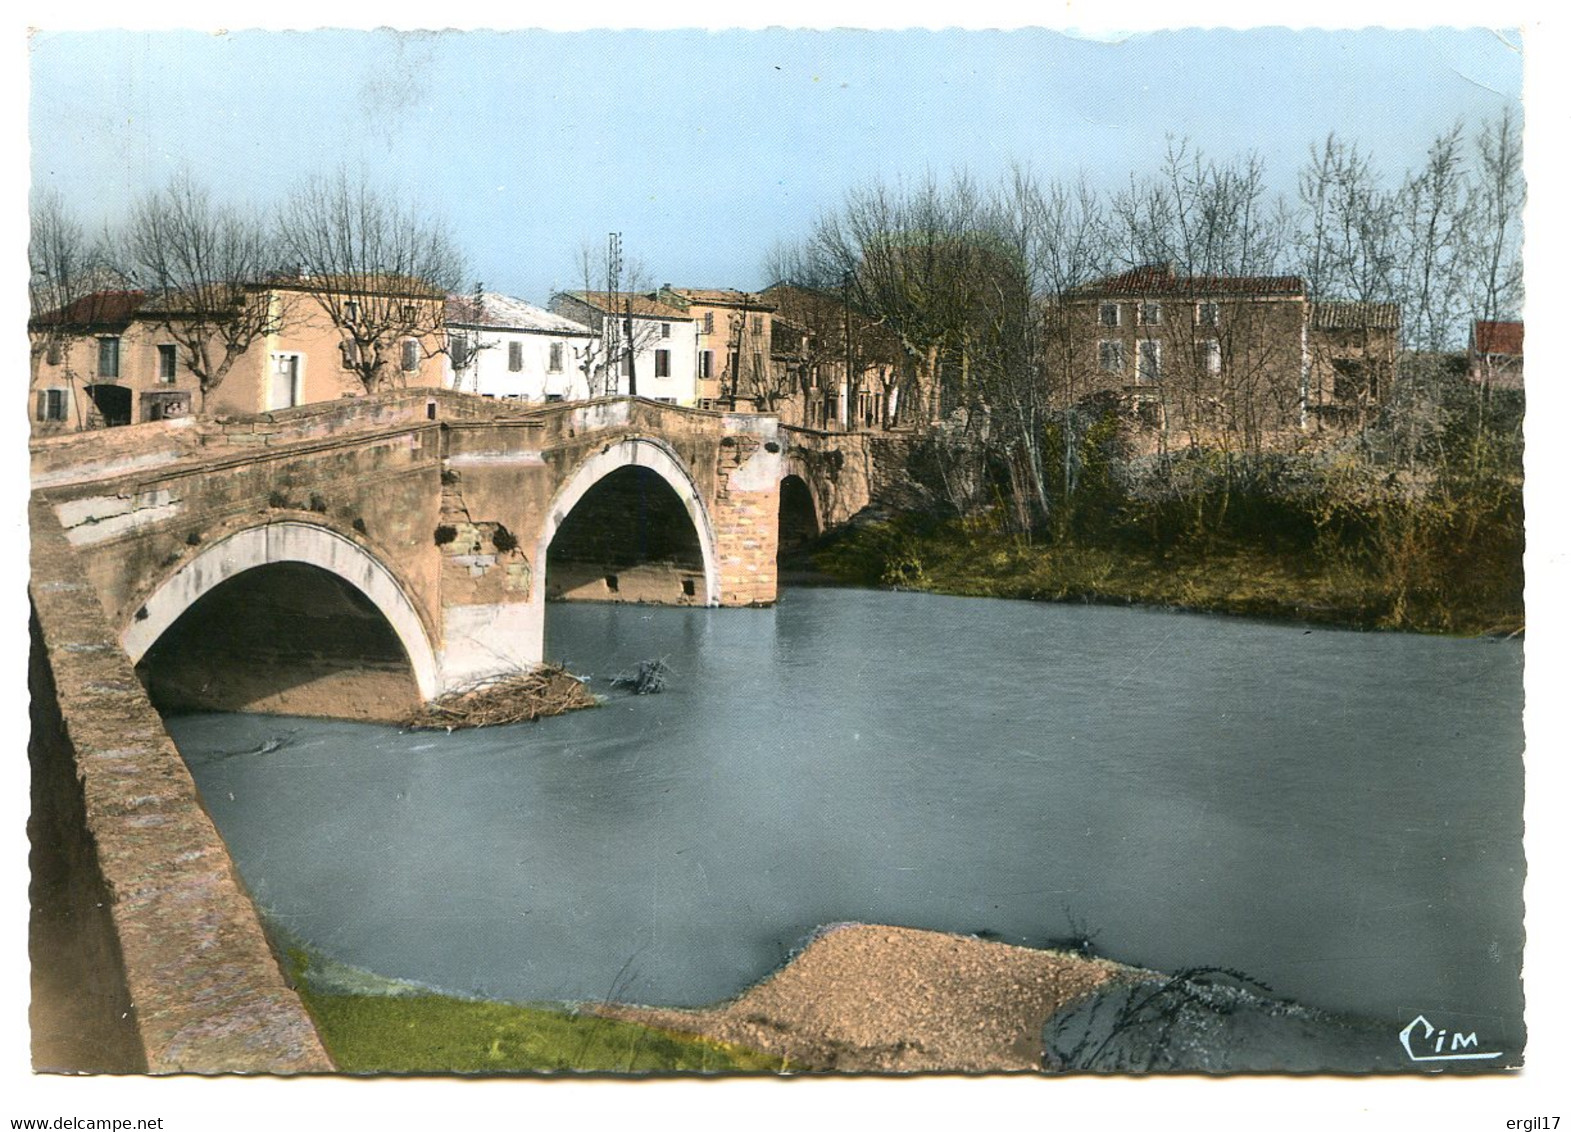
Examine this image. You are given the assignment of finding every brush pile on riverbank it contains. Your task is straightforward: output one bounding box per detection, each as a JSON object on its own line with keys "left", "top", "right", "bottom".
{"left": 401, "top": 665, "right": 597, "bottom": 730}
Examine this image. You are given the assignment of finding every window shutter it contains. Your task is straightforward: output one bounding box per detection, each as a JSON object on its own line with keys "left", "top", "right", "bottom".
{"left": 35, "top": 391, "right": 46, "bottom": 420}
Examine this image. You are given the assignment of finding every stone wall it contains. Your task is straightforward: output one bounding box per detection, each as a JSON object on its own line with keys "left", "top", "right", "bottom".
{"left": 28, "top": 497, "right": 332, "bottom": 1074}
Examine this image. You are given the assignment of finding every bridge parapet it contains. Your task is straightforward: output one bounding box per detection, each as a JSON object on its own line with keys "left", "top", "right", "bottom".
{"left": 29, "top": 497, "right": 332, "bottom": 1072}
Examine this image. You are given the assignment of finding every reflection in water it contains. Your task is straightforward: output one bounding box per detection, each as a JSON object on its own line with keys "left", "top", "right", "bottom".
{"left": 167, "top": 589, "right": 1525, "bottom": 1058}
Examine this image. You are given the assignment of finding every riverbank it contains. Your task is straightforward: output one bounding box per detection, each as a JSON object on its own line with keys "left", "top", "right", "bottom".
{"left": 807, "top": 516, "right": 1524, "bottom": 637}
{"left": 284, "top": 924, "right": 1133, "bottom": 1074}
{"left": 595, "top": 924, "right": 1133, "bottom": 1072}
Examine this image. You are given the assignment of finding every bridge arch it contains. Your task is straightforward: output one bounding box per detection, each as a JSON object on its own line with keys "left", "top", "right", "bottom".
{"left": 121, "top": 520, "right": 441, "bottom": 701}
{"left": 778, "top": 471, "right": 823, "bottom": 556}
{"left": 536, "top": 436, "right": 720, "bottom": 606}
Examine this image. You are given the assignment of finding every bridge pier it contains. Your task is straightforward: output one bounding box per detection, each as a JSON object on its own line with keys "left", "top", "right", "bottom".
{"left": 431, "top": 404, "right": 785, "bottom": 692}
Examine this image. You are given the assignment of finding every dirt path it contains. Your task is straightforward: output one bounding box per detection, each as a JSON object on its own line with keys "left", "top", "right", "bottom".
{"left": 595, "top": 923, "right": 1135, "bottom": 1073}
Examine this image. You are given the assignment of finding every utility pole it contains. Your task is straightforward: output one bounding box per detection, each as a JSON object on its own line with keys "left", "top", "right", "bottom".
{"left": 606, "top": 232, "right": 623, "bottom": 397}
{"left": 842, "top": 271, "right": 854, "bottom": 432}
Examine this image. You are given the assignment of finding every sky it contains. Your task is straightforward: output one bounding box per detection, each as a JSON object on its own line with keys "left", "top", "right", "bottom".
{"left": 27, "top": 25, "right": 1525, "bottom": 305}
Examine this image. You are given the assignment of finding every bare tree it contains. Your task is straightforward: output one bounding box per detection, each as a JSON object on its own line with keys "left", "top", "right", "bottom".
{"left": 552, "top": 237, "right": 667, "bottom": 399}
{"left": 1112, "top": 138, "right": 1291, "bottom": 278}
{"left": 276, "top": 170, "right": 465, "bottom": 394}
{"left": 29, "top": 191, "right": 126, "bottom": 429}
{"left": 124, "top": 173, "right": 291, "bottom": 410}
{"left": 1464, "top": 108, "right": 1524, "bottom": 323}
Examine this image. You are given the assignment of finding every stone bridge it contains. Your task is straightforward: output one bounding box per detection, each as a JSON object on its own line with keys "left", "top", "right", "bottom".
{"left": 32, "top": 389, "right": 886, "bottom": 719}
{"left": 28, "top": 388, "right": 909, "bottom": 1070}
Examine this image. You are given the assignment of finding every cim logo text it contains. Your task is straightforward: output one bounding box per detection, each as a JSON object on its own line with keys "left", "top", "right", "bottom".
{"left": 1398, "top": 1014, "right": 1503, "bottom": 1063}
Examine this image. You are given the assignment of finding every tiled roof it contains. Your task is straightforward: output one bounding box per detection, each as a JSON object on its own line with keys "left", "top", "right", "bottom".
{"left": 1472, "top": 319, "right": 1523, "bottom": 356}
{"left": 270, "top": 273, "right": 445, "bottom": 299}
{"left": 664, "top": 287, "right": 776, "bottom": 311}
{"left": 1310, "top": 301, "right": 1401, "bottom": 331}
{"left": 447, "top": 291, "right": 595, "bottom": 334}
{"left": 1074, "top": 263, "right": 1305, "bottom": 298}
{"left": 558, "top": 291, "right": 693, "bottom": 320}
{"left": 30, "top": 290, "right": 147, "bottom": 328}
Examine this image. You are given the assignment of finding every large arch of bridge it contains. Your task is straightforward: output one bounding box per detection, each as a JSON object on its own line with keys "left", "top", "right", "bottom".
{"left": 120, "top": 520, "right": 441, "bottom": 701}
{"left": 536, "top": 436, "right": 720, "bottom": 606}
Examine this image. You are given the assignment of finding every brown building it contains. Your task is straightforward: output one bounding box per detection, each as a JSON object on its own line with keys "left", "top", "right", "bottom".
{"left": 1306, "top": 301, "right": 1401, "bottom": 424}
{"left": 30, "top": 277, "right": 447, "bottom": 432}
{"left": 652, "top": 287, "right": 781, "bottom": 411}
{"left": 1053, "top": 264, "right": 1398, "bottom": 447}
{"left": 760, "top": 282, "right": 903, "bottom": 431}
{"left": 1469, "top": 319, "right": 1524, "bottom": 389}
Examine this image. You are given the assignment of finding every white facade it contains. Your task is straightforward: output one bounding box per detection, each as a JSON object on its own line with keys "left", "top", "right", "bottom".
{"left": 445, "top": 292, "right": 596, "bottom": 403}
{"left": 604, "top": 315, "right": 700, "bottom": 406}
{"left": 549, "top": 293, "right": 701, "bottom": 406}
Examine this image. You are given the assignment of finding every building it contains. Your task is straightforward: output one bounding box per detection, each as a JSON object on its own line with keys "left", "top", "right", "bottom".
{"left": 1053, "top": 264, "right": 1397, "bottom": 445}
{"left": 30, "top": 276, "right": 447, "bottom": 432}
{"left": 444, "top": 292, "right": 595, "bottom": 403}
{"left": 1306, "top": 301, "right": 1401, "bottom": 424}
{"left": 548, "top": 291, "right": 699, "bottom": 405}
{"left": 762, "top": 282, "right": 903, "bottom": 431}
{"left": 1469, "top": 319, "right": 1524, "bottom": 390}
{"left": 652, "top": 288, "right": 780, "bottom": 412}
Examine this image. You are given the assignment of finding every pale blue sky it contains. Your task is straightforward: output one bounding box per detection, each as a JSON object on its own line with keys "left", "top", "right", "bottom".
{"left": 29, "top": 26, "right": 1524, "bottom": 305}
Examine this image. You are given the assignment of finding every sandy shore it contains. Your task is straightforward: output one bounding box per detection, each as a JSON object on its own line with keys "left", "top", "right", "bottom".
{"left": 594, "top": 923, "right": 1135, "bottom": 1073}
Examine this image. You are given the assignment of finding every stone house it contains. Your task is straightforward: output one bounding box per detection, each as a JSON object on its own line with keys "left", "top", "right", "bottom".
{"left": 29, "top": 276, "right": 447, "bottom": 432}
{"left": 1468, "top": 319, "right": 1524, "bottom": 390}
{"left": 444, "top": 291, "right": 595, "bottom": 404}
{"left": 548, "top": 291, "right": 699, "bottom": 405}
{"left": 760, "top": 282, "right": 904, "bottom": 432}
{"left": 1052, "top": 264, "right": 1397, "bottom": 446}
{"left": 651, "top": 287, "right": 780, "bottom": 412}
{"left": 1305, "top": 301, "right": 1401, "bottom": 425}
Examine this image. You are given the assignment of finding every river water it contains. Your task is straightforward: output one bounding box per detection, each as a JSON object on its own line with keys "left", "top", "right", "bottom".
{"left": 165, "top": 588, "right": 1526, "bottom": 1061}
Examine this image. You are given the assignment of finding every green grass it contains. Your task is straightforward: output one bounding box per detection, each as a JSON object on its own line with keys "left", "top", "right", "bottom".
{"left": 298, "top": 991, "right": 785, "bottom": 1074}
{"left": 282, "top": 945, "right": 785, "bottom": 1075}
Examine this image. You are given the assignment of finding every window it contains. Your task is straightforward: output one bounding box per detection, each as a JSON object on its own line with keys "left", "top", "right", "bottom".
{"left": 699, "top": 350, "right": 713, "bottom": 379}
{"left": 343, "top": 300, "right": 360, "bottom": 322}
{"left": 661, "top": 322, "right": 671, "bottom": 338}
{"left": 1098, "top": 340, "right": 1125, "bottom": 372}
{"left": 450, "top": 332, "right": 471, "bottom": 370}
{"left": 508, "top": 341, "right": 523, "bottom": 372}
{"left": 402, "top": 339, "right": 420, "bottom": 372}
{"left": 620, "top": 353, "right": 633, "bottom": 377}
{"left": 1203, "top": 339, "right": 1222, "bottom": 376}
{"left": 402, "top": 304, "right": 417, "bottom": 323}
{"left": 157, "top": 344, "right": 178, "bottom": 382}
{"left": 703, "top": 312, "right": 715, "bottom": 335}
{"left": 751, "top": 315, "right": 763, "bottom": 333}
{"left": 655, "top": 349, "right": 671, "bottom": 378}
{"left": 753, "top": 351, "right": 764, "bottom": 379}
{"left": 1140, "top": 301, "right": 1162, "bottom": 326}
{"left": 544, "top": 393, "right": 564, "bottom": 403}
{"left": 548, "top": 342, "right": 563, "bottom": 373}
{"left": 36, "top": 388, "right": 68, "bottom": 421}
{"left": 1099, "top": 302, "right": 1120, "bottom": 328}
{"left": 340, "top": 340, "right": 360, "bottom": 369}
{"left": 1197, "top": 302, "right": 1220, "bottom": 328}
{"left": 45, "top": 340, "right": 62, "bottom": 365}
{"left": 1138, "top": 339, "right": 1162, "bottom": 383}
{"left": 97, "top": 336, "right": 120, "bottom": 378}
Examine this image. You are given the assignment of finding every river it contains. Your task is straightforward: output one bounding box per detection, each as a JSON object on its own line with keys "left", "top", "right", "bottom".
{"left": 165, "top": 588, "right": 1526, "bottom": 1062}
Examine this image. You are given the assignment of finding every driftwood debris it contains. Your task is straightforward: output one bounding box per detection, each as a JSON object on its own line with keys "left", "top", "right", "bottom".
{"left": 402, "top": 665, "right": 598, "bottom": 730}
{"left": 610, "top": 658, "right": 670, "bottom": 695}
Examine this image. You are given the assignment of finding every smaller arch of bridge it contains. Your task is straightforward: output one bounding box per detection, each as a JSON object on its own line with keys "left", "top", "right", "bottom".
{"left": 121, "top": 520, "right": 441, "bottom": 701}
{"left": 537, "top": 436, "right": 721, "bottom": 606}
